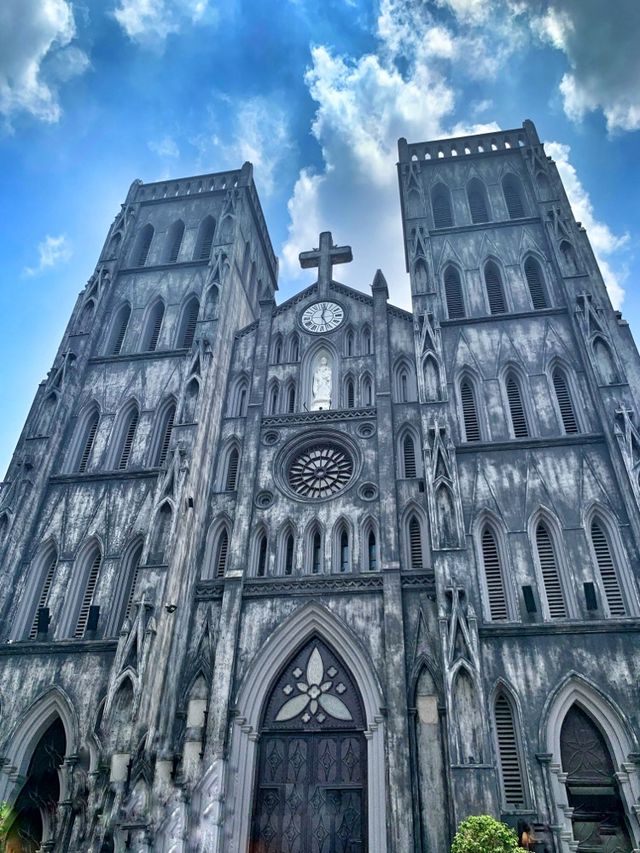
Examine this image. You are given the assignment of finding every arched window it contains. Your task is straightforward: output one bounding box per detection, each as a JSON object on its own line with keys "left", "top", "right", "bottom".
{"left": 115, "top": 404, "right": 139, "bottom": 470}
{"left": 272, "top": 336, "right": 283, "bottom": 364}
{"left": 535, "top": 520, "right": 567, "bottom": 619}
{"left": 590, "top": 518, "right": 626, "bottom": 616}
{"left": 183, "top": 377, "right": 199, "bottom": 422}
{"left": 560, "top": 240, "right": 579, "bottom": 274}
{"left": 467, "top": 178, "right": 490, "bottom": 224}
{"left": 152, "top": 401, "right": 176, "bottom": 467}
{"left": 524, "top": 257, "right": 548, "bottom": 309}
{"left": 345, "top": 329, "right": 355, "bottom": 357}
{"left": 269, "top": 383, "right": 280, "bottom": 415}
{"left": 337, "top": 525, "right": 350, "bottom": 573}
{"left": 75, "top": 406, "right": 100, "bottom": 473}
{"left": 423, "top": 355, "right": 441, "bottom": 402}
{"left": 593, "top": 337, "right": 619, "bottom": 384}
{"left": 120, "top": 540, "right": 143, "bottom": 628}
{"left": 367, "top": 529, "right": 378, "bottom": 571}
{"left": 106, "top": 304, "right": 131, "bottom": 355}
{"left": 408, "top": 514, "right": 424, "bottom": 568}
{"left": 283, "top": 532, "right": 295, "bottom": 576}
{"left": 286, "top": 383, "right": 296, "bottom": 413}
{"left": 494, "top": 693, "right": 526, "bottom": 806}
{"left": 204, "top": 284, "right": 219, "bottom": 319}
{"left": 345, "top": 378, "right": 355, "bottom": 409}
{"left": 444, "top": 265, "right": 465, "bottom": 319}
{"left": 431, "top": 183, "right": 453, "bottom": 228}
{"left": 362, "top": 376, "right": 373, "bottom": 406}
{"left": 310, "top": 528, "right": 322, "bottom": 574}
{"left": 460, "top": 377, "right": 481, "bottom": 442}
{"left": 552, "top": 366, "right": 578, "bottom": 434}
{"left": 399, "top": 369, "right": 409, "bottom": 402}
{"left": 150, "top": 502, "right": 172, "bottom": 563}
{"left": 215, "top": 527, "right": 229, "bottom": 577}
{"left": 28, "top": 544, "right": 58, "bottom": 639}
{"left": 231, "top": 378, "right": 249, "bottom": 417}
{"left": 177, "top": 296, "right": 199, "bottom": 349}
{"left": 194, "top": 215, "right": 216, "bottom": 261}
{"left": 132, "top": 224, "right": 154, "bottom": 266}
{"left": 484, "top": 261, "right": 506, "bottom": 314}
{"left": 289, "top": 333, "right": 300, "bottom": 362}
{"left": 502, "top": 174, "right": 525, "bottom": 219}
{"left": 413, "top": 257, "right": 429, "bottom": 292}
{"left": 255, "top": 532, "right": 268, "bottom": 577}
{"left": 164, "top": 219, "right": 185, "bottom": 263}
{"left": 142, "top": 300, "right": 165, "bottom": 352}
{"left": 481, "top": 525, "right": 508, "bottom": 620}
{"left": 225, "top": 447, "right": 239, "bottom": 491}
{"left": 74, "top": 543, "right": 102, "bottom": 637}
{"left": 402, "top": 432, "right": 418, "bottom": 478}
{"left": 361, "top": 326, "right": 372, "bottom": 355}
{"left": 536, "top": 171, "right": 551, "bottom": 200}
{"left": 505, "top": 373, "right": 529, "bottom": 438}
{"left": 395, "top": 359, "right": 417, "bottom": 402}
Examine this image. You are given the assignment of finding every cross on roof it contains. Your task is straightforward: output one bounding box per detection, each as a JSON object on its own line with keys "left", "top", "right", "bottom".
{"left": 299, "top": 231, "right": 352, "bottom": 293}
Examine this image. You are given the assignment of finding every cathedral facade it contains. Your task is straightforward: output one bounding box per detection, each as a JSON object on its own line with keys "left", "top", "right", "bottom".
{"left": 1, "top": 120, "right": 640, "bottom": 852}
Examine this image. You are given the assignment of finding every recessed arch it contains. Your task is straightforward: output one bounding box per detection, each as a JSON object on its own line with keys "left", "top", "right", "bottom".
{"left": 149, "top": 501, "right": 173, "bottom": 564}
{"left": 108, "top": 398, "right": 140, "bottom": 470}
{"left": 111, "top": 536, "right": 144, "bottom": 635}
{"left": 431, "top": 182, "right": 453, "bottom": 228}
{"left": 140, "top": 298, "right": 165, "bottom": 352}
{"left": 502, "top": 173, "right": 526, "bottom": 219}
{"left": 194, "top": 215, "right": 216, "bottom": 261}
{"left": 467, "top": 177, "right": 490, "bottom": 224}
{"left": 176, "top": 294, "right": 200, "bottom": 349}
{"left": 443, "top": 264, "right": 465, "bottom": 319}
{"left": 24, "top": 539, "right": 59, "bottom": 640}
{"left": 202, "top": 515, "right": 233, "bottom": 579}
{"left": 131, "top": 223, "right": 154, "bottom": 267}
{"left": 66, "top": 537, "right": 103, "bottom": 639}
{"left": 163, "top": 218, "right": 185, "bottom": 263}
{"left": 528, "top": 508, "right": 573, "bottom": 620}
{"left": 105, "top": 302, "right": 131, "bottom": 356}
{"left": 150, "top": 397, "right": 176, "bottom": 467}
{"left": 228, "top": 374, "right": 250, "bottom": 417}
{"left": 523, "top": 255, "right": 549, "bottom": 310}
{"left": 394, "top": 357, "right": 418, "bottom": 403}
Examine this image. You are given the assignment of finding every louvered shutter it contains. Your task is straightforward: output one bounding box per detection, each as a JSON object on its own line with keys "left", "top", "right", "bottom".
{"left": 167, "top": 222, "right": 184, "bottom": 263}
{"left": 468, "top": 188, "right": 489, "bottom": 223}
{"left": 123, "top": 545, "right": 143, "bottom": 624}
{"left": 444, "top": 267, "right": 465, "bottom": 319}
{"left": 347, "top": 381, "right": 355, "bottom": 408}
{"left": 75, "top": 550, "right": 102, "bottom": 637}
{"left": 157, "top": 405, "right": 175, "bottom": 466}
{"left": 552, "top": 369, "right": 578, "bottom": 434}
{"left": 136, "top": 226, "right": 153, "bottom": 266}
{"left": 460, "top": 380, "right": 480, "bottom": 441}
{"left": 147, "top": 303, "right": 164, "bottom": 351}
{"left": 403, "top": 434, "right": 417, "bottom": 478}
{"left": 524, "top": 258, "right": 548, "bottom": 309}
{"left": 503, "top": 177, "right": 525, "bottom": 218}
{"left": 536, "top": 522, "right": 567, "bottom": 618}
{"left": 118, "top": 409, "right": 139, "bottom": 470}
{"left": 216, "top": 529, "right": 229, "bottom": 578}
{"left": 78, "top": 412, "right": 99, "bottom": 473}
{"left": 482, "top": 527, "right": 508, "bottom": 620}
{"left": 287, "top": 386, "right": 296, "bottom": 413}
{"left": 485, "top": 264, "right": 506, "bottom": 314}
{"left": 591, "top": 520, "right": 626, "bottom": 616}
{"left": 197, "top": 218, "right": 215, "bottom": 260}
{"left": 409, "top": 516, "right": 423, "bottom": 568}
{"left": 495, "top": 695, "right": 525, "bottom": 805}
{"left": 29, "top": 552, "right": 57, "bottom": 638}
{"left": 432, "top": 186, "right": 453, "bottom": 228}
{"left": 180, "top": 300, "right": 199, "bottom": 348}
{"left": 506, "top": 376, "right": 529, "bottom": 438}
{"left": 226, "top": 449, "right": 239, "bottom": 490}
{"left": 111, "top": 306, "right": 130, "bottom": 355}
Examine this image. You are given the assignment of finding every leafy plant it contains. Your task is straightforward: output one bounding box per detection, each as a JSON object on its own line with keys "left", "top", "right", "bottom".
{"left": 451, "top": 814, "right": 519, "bottom": 853}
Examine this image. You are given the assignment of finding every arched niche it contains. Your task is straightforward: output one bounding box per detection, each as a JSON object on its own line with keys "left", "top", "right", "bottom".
{"left": 301, "top": 341, "right": 339, "bottom": 412}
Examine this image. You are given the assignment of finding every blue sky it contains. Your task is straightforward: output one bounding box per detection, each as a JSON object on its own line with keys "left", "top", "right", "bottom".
{"left": 1, "top": 0, "right": 639, "bottom": 476}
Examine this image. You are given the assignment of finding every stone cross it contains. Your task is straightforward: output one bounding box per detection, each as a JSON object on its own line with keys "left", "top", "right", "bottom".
{"left": 299, "top": 231, "right": 352, "bottom": 294}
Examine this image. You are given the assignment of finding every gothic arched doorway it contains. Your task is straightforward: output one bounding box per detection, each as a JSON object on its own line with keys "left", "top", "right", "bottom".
{"left": 560, "top": 704, "right": 633, "bottom": 851}
{"left": 250, "top": 636, "right": 367, "bottom": 852}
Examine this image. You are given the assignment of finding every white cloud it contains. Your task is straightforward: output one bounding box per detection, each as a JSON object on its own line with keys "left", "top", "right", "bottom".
{"left": 23, "top": 234, "right": 73, "bottom": 277}
{"left": 148, "top": 135, "right": 180, "bottom": 158}
{"left": 113, "top": 0, "right": 214, "bottom": 45}
{"left": 0, "top": 0, "right": 89, "bottom": 124}
{"left": 546, "top": 142, "right": 628, "bottom": 307}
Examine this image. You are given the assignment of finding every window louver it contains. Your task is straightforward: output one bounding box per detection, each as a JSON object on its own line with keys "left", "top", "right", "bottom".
{"left": 287, "top": 386, "right": 296, "bottom": 413}
{"left": 346, "top": 381, "right": 355, "bottom": 409}
{"left": 403, "top": 434, "right": 417, "bottom": 478}
{"left": 118, "top": 410, "right": 139, "bottom": 470}
{"left": 111, "top": 306, "right": 131, "bottom": 355}
{"left": 180, "top": 299, "right": 199, "bottom": 348}
{"left": 591, "top": 520, "right": 626, "bottom": 616}
{"left": 157, "top": 405, "right": 175, "bottom": 466}
{"left": 506, "top": 376, "right": 529, "bottom": 438}
{"left": 432, "top": 185, "right": 453, "bottom": 228}
{"left": 536, "top": 522, "right": 567, "bottom": 618}
{"left": 468, "top": 188, "right": 489, "bottom": 223}
{"left": 444, "top": 267, "right": 465, "bottom": 319}
{"left": 75, "top": 550, "right": 102, "bottom": 637}
{"left": 29, "top": 552, "right": 57, "bottom": 638}
{"left": 495, "top": 694, "right": 525, "bottom": 805}
{"left": 135, "top": 225, "right": 153, "bottom": 266}
{"left": 409, "top": 516, "right": 423, "bottom": 568}
{"left": 460, "top": 380, "right": 480, "bottom": 441}
{"left": 552, "top": 369, "right": 578, "bottom": 434}
{"left": 485, "top": 264, "right": 506, "bottom": 314}
{"left": 167, "top": 221, "right": 184, "bottom": 263}
{"left": 78, "top": 413, "right": 99, "bottom": 473}
{"left": 196, "top": 217, "right": 215, "bottom": 260}
{"left": 226, "top": 449, "right": 239, "bottom": 490}
{"left": 123, "top": 545, "right": 143, "bottom": 624}
{"left": 524, "top": 258, "right": 548, "bottom": 309}
{"left": 216, "top": 529, "right": 229, "bottom": 577}
{"left": 503, "top": 176, "right": 525, "bottom": 219}
{"left": 147, "top": 303, "right": 164, "bottom": 351}
{"left": 482, "top": 527, "right": 508, "bottom": 620}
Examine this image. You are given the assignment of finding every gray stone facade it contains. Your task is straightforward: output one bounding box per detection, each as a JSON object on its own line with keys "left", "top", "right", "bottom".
{"left": 1, "top": 121, "right": 639, "bottom": 852}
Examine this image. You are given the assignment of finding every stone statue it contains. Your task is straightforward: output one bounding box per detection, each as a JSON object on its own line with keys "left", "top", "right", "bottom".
{"left": 311, "top": 356, "right": 332, "bottom": 410}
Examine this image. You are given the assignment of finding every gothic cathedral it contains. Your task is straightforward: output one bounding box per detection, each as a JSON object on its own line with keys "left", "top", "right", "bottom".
{"left": 1, "top": 120, "right": 640, "bottom": 853}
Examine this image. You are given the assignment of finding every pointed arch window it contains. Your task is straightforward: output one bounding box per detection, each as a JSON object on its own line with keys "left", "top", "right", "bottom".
{"left": 225, "top": 447, "right": 239, "bottom": 491}
{"left": 284, "top": 532, "right": 295, "bottom": 576}
{"left": 362, "top": 376, "right": 373, "bottom": 406}
{"left": 107, "top": 304, "right": 131, "bottom": 355}
{"left": 552, "top": 366, "right": 578, "bottom": 434}
{"left": 289, "top": 334, "right": 300, "bottom": 362}
{"left": 29, "top": 545, "right": 58, "bottom": 639}
{"left": 345, "top": 378, "right": 355, "bottom": 409}
{"left": 505, "top": 373, "right": 529, "bottom": 438}
{"left": 431, "top": 183, "right": 453, "bottom": 228}
{"left": 142, "top": 300, "right": 165, "bottom": 352}
{"left": 362, "top": 327, "right": 372, "bottom": 355}
{"left": 116, "top": 405, "right": 139, "bottom": 470}
{"left": 402, "top": 433, "right": 418, "bottom": 478}
{"left": 74, "top": 544, "right": 102, "bottom": 637}
{"left": 560, "top": 240, "right": 579, "bottom": 274}
{"left": 593, "top": 337, "right": 619, "bottom": 385}
{"left": 151, "top": 502, "right": 172, "bottom": 563}
{"left": 502, "top": 174, "right": 525, "bottom": 219}
{"left": 232, "top": 379, "right": 249, "bottom": 416}
{"left": 524, "top": 257, "right": 548, "bottom": 309}
{"left": 399, "top": 369, "right": 409, "bottom": 402}
{"left": 194, "top": 215, "right": 216, "bottom": 261}
{"left": 153, "top": 401, "right": 175, "bottom": 467}
{"left": 272, "top": 337, "right": 283, "bottom": 364}
{"left": 590, "top": 519, "right": 626, "bottom": 616}
{"left": 339, "top": 527, "right": 350, "bottom": 572}
{"left": 215, "top": 527, "right": 229, "bottom": 577}
{"left": 76, "top": 407, "right": 100, "bottom": 473}
{"left": 121, "top": 540, "right": 143, "bottom": 627}
{"left": 408, "top": 514, "right": 424, "bottom": 568}
{"left": 204, "top": 283, "right": 219, "bottom": 319}
{"left": 164, "top": 219, "right": 185, "bottom": 263}
{"left": 484, "top": 262, "right": 506, "bottom": 314}
{"left": 467, "top": 178, "right": 490, "bottom": 224}
{"left": 269, "top": 383, "right": 280, "bottom": 414}
{"left": 481, "top": 525, "right": 508, "bottom": 620}
{"left": 494, "top": 693, "right": 526, "bottom": 806}
{"left": 256, "top": 532, "right": 268, "bottom": 577}
{"left": 444, "top": 266, "right": 465, "bottom": 319}
{"left": 345, "top": 330, "right": 355, "bottom": 357}
{"left": 133, "top": 224, "right": 154, "bottom": 266}
{"left": 367, "top": 530, "right": 378, "bottom": 571}
{"left": 535, "top": 521, "right": 567, "bottom": 619}
{"left": 311, "top": 529, "right": 322, "bottom": 574}
{"left": 286, "top": 383, "right": 296, "bottom": 413}
{"left": 460, "top": 377, "right": 481, "bottom": 442}
{"left": 177, "top": 297, "right": 199, "bottom": 349}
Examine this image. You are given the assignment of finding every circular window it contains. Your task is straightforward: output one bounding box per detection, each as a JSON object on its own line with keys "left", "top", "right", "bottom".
{"left": 358, "top": 482, "right": 378, "bottom": 501}
{"left": 263, "top": 431, "right": 280, "bottom": 446}
{"left": 255, "top": 491, "right": 274, "bottom": 509}
{"left": 357, "top": 422, "right": 376, "bottom": 438}
{"left": 287, "top": 442, "right": 354, "bottom": 500}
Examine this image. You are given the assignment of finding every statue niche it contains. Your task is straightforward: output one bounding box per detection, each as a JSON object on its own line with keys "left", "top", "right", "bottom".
{"left": 307, "top": 349, "right": 335, "bottom": 411}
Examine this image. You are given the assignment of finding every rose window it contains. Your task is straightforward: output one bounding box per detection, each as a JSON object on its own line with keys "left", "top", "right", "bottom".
{"left": 287, "top": 443, "right": 354, "bottom": 499}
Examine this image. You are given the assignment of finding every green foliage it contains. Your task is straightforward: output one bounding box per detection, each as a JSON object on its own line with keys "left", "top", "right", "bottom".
{"left": 0, "top": 801, "right": 14, "bottom": 837}
{"left": 451, "top": 814, "right": 519, "bottom": 853}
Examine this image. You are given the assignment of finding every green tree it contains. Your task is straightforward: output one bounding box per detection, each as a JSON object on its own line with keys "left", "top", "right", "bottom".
{"left": 451, "top": 814, "right": 519, "bottom": 853}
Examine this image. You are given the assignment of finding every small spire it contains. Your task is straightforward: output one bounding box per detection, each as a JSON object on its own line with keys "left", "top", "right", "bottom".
{"left": 371, "top": 269, "right": 388, "bottom": 296}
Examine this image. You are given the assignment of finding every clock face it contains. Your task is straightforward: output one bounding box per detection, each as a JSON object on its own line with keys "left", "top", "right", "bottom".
{"left": 301, "top": 301, "right": 344, "bottom": 333}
